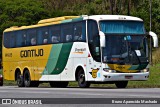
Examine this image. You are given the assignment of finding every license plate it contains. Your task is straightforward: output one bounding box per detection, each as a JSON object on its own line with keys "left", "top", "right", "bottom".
{"left": 125, "top": 75, "right": 133, "bottom": 79}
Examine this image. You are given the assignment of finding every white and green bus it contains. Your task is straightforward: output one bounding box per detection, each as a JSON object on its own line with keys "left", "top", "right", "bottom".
{"left": 2, "top": 15, "right": 158, "bottom": 88}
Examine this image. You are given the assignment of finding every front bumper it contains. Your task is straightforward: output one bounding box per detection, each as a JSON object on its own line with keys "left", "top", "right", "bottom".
{"left": 102, "top": 72, "right": 149, "bottom": 81}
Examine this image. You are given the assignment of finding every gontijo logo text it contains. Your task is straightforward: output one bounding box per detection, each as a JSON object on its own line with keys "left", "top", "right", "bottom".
{"left": 20, "top": 49, "right": 43, "bottom": 58}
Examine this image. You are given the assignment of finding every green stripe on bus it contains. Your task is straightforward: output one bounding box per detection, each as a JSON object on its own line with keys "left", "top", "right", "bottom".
{"left": 42, "top": 43, "right": 73, "bottom": 75}
{"left": 136, "top": 64, "right": 148, "bottom": 70}
{"left": 128, "top": 65, "right": 139, "bottom": 70}
{"left": 129, "top": 64, "right": 148, "bottom": 70}
{"left": 72, "top": 17, "right": 83, "bottom": 22}
{"left": 51, "top": 43, "right": 73, "bottom": 74}
{"left": 42, "top": 44, "right": 63, "bottom": 75}
{"left": 61, "top": 19, "right": 72, "bottom": 23}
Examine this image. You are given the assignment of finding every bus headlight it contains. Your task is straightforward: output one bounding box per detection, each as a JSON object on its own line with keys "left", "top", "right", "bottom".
{"left": 103, "top": 68, "right": 116, "bottom": 73}
{"left": 142, "top": 68, "right": 149, "bottom": 72}
{"left": 103, "top": 68, "right": 109, "bottom": 72}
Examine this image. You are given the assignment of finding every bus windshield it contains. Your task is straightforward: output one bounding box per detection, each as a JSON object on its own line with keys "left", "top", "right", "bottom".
{"left": 102, "top": 34, "right": 148, "bottom": 65}
{"left": 99, "top": 21, "right": 148, "bottom": 65}
{"left": 99, "top": 21, "right": 145, "bottom": 34}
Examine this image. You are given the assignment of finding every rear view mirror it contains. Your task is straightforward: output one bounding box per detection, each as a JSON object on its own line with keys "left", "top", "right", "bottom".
{"left": 99, "top": 31, "right": 106, "bottom": 47}
{"left": 149, "top": 31, "right": 158, "bottom": 48}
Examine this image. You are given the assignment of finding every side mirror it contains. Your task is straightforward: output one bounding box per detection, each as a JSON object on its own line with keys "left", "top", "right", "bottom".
{"left": 99, "top": 31, "right": 106, "bottom": 47}
{"left": 149, "top": 31, "right": 158, "bottom": 48}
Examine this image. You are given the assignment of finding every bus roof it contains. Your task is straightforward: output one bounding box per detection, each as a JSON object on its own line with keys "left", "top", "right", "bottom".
{"left": 4, "top": 16, "right": 81, "bottom": 32}
{"left": 4, "top": 15, "right": 143, "bottom": 32}
{"left": 86, "top": 15, "right": 143, "bottom": 22}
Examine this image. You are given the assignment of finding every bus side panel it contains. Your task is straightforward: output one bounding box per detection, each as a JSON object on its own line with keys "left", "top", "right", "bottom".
{"left": 9, "top": 61, "right": 16, "bottom": 80}
{"left": 34, "top": 59, "right": 47, "bottom": 81}
{"left": 73, "top": 58, "right": 87, "bottom": 79}
{"left": 3, "top": 62, "right": 11, "bottom": 80}
{"left": 60, "top": 58, "right": 74, "bottom": 81}
{"left": 86, "top": 52, "right": 102, "bottom": 81}
{"left": 69, "top": 42, "right": 88, "bottom": 81}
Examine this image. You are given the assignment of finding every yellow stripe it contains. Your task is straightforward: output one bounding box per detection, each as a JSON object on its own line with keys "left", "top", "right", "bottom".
{"left": 108, "top": 64, "right": 138, "bottom": 73}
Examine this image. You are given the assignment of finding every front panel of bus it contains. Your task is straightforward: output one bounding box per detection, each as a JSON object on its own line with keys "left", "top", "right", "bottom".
{"left": 98, "top": 20, "right": 149, "bottom": 81}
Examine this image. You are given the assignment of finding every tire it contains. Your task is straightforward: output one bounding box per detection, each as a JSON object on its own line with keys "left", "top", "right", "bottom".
{"left": 16, "top": 72, "right": 24, "bottom": 87}
{"left": 24, "top": 70, "right": 39, "bottom": 87}
{"left": 115, "top": 81, "right": 128, "bottom": 88}
{"left": 50, "top": 81, "right": 68, "bottom": 88}
{"left": 77, "top": 69, "right": 90, "bottom": 88}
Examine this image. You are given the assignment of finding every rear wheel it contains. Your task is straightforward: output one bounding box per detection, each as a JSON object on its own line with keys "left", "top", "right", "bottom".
{"left": 16, "top": 72, "right": 24, "bottom": 87}
{"left": 115, "top": 81, "right": 128, "bottom": 88}
{"left": 50, "top": 81, "right": 68, "bottom": 88}
{"left": 24, "top": 70, "right": 39, "bottom": 87}
{"left": 77, "top": 69, "right": 90, "bottom": 88}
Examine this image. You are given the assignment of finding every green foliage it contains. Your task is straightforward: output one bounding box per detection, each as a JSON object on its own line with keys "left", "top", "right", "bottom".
{"left": 0, "top": 0, "right": 160, "bottom": 34}
{"left": 0, "top": 0, "right": 160, "bottom": 60}
{"left": 0, "top": 0, "right": 48, "bottom": 34}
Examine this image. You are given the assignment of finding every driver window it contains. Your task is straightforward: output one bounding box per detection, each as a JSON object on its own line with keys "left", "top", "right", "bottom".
{"left": 87, "top": 20, "right": 101, "bottom": 62}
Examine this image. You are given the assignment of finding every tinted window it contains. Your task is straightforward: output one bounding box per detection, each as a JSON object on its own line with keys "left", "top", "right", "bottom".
{"left": 73, "top": 21, "right": 86, "bottom": 42}
{"left": 3, "top": 32, "right": 10, "bottom": 48}
{"left": 27, "top": 29, "right": 37, "bottom": 46}
{"left": 49, "top": 25, "right": 61, "bottom": 44}
{"left": 37, "top": 27, "right": 49, "bottom": 45}
{"left": 4, "top": 32, "right": 16, "bottom": 48}
{"left": 3, "top": 21, "right": 87, "bottom": 48}
{"left": 87, "top": 20, "right": 101, "bottom": 62}
{"left": 62, "top": 23, "right": 73, "bottom": 42}
{"left": 16, "top": 31, "right": 26, "bottom": 47}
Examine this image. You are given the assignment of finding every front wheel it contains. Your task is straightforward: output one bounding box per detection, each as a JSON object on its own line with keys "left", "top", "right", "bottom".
{"left": 77, "top": 69, "right": 90, "bottom": 88}
{"left": 115, "top": 81, "right": 128, "bottom": 88}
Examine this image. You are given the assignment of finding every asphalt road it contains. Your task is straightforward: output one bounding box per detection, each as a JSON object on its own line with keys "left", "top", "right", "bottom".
{"left": 0, "top": 86, "right": 160, "bottom": 107}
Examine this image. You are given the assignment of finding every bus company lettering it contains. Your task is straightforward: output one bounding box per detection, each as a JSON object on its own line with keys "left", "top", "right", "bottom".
{"left": 20, "top": 49, "right": 43, "bottom": 58}
{"left": 5, "top": 53, "right": 12, "bottom": 57}
{"left": 75, "top": 48, "right": 86, "bottom": 52}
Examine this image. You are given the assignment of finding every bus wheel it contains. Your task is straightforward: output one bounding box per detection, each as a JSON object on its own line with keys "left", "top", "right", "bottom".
{"left": 50, "top": 81, "right": 68, "bottom": 88}
{"left": 77, "top": 69, "right": 90, "bottom": 88}
{"left": 115, "top": 81, "right": 128, "bottom": 88}
{"left": 24, "top": 70, "right": 39, "bottom": 87}
{"left": 16, "top": 72, "right": 24, "bottom": 87}
{"left": 24, "top": 70, "right": 31, "bottom": 87}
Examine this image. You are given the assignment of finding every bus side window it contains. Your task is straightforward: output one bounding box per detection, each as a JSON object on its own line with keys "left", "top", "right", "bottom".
{"left": 49, "top": 25, "right": 61, "bottom": 44}
{"left": 4, "top": 32, "right": 10, "bottom": 48}
{"left": 16, "top": 31, "right": 21, "bottom": 47}
{"left": 42, "top": 31, "right": 49, "bottom": 44}
{"left": 16, "top": 31, "right": 26, "bottom": 47}
{"left": 27, "top": 29, "right": 37, "bottom": 46}
{"left": 62, "top": 23, "right": 73, "bottom": 42}
{"left": 23, "top": 34, "right": 27, "bottom": 46}
{"left": 73, "top": 21, "right": 86, "bottom": 42}
{"left": 10, "top": 32, "right": 16, "bottom": 48}
{"left": 87, "top": 20, "right": 100, "bottom": 62}
{"left": 37, "top": 27, "right": 49, "bottom": 45}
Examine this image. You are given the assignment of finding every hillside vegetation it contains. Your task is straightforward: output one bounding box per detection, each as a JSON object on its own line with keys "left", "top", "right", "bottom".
{"left": 0, "top": 0, "right": 160, "bottom": 63}
{"left": 0, "top": 0, "right": 160, "bottom": 34}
